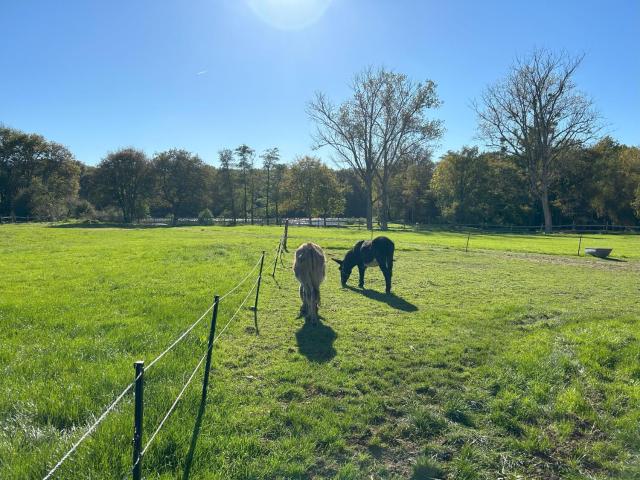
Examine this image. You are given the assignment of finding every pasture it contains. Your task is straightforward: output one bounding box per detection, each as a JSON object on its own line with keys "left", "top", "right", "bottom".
{"left": 1, "top": 224, "right": 639, "bottom": 479}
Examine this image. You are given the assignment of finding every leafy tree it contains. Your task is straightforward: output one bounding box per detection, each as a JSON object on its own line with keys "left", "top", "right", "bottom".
{"left": 283, "top": 156, "right": 344, "bottom": 225}
{"left": 314, "top": 164, "right": 345, "bottom": 225}
{"left": 95, "top": 148, "right": 151, "bottom": 223}
{"left": 388, "top": 154, "right": 438, "bottom": 224}
{"left": 0, "top": 126, "right": 80, "bottom": 219}
{"left": 260, "top": 147, "right": 280, "bottom": 225}
{"left": 588, "top": 138, "right": 640, "bottom": 224}
{"left": 271, "top": 163, "right": 287, "bottom": 224}
{"left": 475, "top": 49, "right": 600, "bottom": 232}
{"left": 431, "top": 147, "right": 492, "bottom": 223}
{"left": 152, "top": 149, "right": 207, "bottom": 224}
{"left": 234, "top": 144, "right": 254, "bottom": 224}
{"left": 218, "top": 149, "right": 237, "bottom": 223}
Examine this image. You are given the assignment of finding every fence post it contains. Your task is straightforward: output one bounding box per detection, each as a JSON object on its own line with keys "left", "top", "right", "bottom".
{"left": 201, "top": 296, "right": 220, "bottom": 400}
{"left": 254, "top": 251, "right": 265, "bottom": 334}
{"left": 465, "top": 232, "right": 471, "bottom": 253}
{"left": 272, "top": 240, "right": 281, "bottom": 278}
{"left": 132, "top": 361, "right": 145, "bottom": 480}
{"left": 282, "top": 220, "right": 289, "bottom": 252}
{"left": 577, "top": 234, "right": 582, "bottom": 256}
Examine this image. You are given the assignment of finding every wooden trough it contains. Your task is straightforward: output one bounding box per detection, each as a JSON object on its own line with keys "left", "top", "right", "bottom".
{"left": 585, "top": 247, "right": 613, "bottom": 258}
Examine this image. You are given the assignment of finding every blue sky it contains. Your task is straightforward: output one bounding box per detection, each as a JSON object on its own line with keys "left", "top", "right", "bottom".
{"left": 1, "top": 0, "right": 638, "bottom": 166}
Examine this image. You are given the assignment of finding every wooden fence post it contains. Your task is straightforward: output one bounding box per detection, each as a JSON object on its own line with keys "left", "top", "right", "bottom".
{"left": 132, "top": 361, "right": 145, "bottom": 480}
{"left": 465, "top": 232, "right": 471, "bottom": 253}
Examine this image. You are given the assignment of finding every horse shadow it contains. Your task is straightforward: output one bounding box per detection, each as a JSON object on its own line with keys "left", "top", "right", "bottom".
{"left": 345, "top": 285, "right": 418, "bottom": 312}
{"left": 295, "top": 319, "right": 337, "bottom": 363}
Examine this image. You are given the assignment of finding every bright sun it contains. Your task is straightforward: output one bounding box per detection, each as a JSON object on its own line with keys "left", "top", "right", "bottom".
{"left": 247, "top": 0, "right": 333, "bottom": 30}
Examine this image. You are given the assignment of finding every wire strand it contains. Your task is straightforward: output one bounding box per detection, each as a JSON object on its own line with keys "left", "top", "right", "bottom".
{"left": 136, "top": 276, "right": 259, "bottom": 463}
{"left": 145, "top": 304, "right": 214, "bottom": 371}
{"left": 139, "top": 350, "right": 207, "bottom": 459}
{"left": 42, "top": 380, "right": 136, "bottom": 480}
{"left": 219, "top": 254, "right": 262, "bottom": 301}
{"left": 214, "top": 277, "right": 258, "bottom": 343}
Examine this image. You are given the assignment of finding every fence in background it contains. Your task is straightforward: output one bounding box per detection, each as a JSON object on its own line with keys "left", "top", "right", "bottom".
{"left": 3, "top": 214, "right": 639, "bottom": 233}
{"left": 42, "top": 243, "right": 286, "bottom": 480}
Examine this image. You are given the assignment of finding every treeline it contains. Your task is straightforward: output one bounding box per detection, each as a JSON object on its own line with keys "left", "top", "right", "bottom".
{"left": 1, "top": 124, "right": 638, "bottom": 227}
{"left": 0, "top": 129, "right": 347, "bottom": 225}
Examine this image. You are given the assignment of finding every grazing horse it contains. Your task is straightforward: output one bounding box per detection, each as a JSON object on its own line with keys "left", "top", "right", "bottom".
{"left": 293, "top": 242, "right": 326, "bottom": 324}
{"left": 333, "top": 236, "right": 395, "bottom": 294}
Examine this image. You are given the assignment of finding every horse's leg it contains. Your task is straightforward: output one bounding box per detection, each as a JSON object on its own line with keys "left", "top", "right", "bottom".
{"left": 299, "top": 284, "right": 307, "bottom": 317}
{"left": 358, "top": 264, "right": 366, "bottom": 289}
{"left": 377, "top": 255, "right": 392, "bottom": 294}
{"left": 386, "top": 255, "right": 393, "bottom": 293}
{"left": 312, "top": 287, "right": 320, "bottom": 324}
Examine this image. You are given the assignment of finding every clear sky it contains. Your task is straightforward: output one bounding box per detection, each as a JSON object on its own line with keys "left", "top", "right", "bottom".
{"left": 1, "top": 0, "right": 638, "bottom": 166}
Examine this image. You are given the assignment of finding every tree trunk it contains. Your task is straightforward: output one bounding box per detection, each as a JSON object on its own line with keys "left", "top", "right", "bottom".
{"left": 265, "top": 169, "right": 270, "bottom": 226}
{"left": 541, "top": 189, "right": 553, "bottom": 234}
{"left": 365, "top": 177, "right": 373, "bottom": 230}
{"left": 379, "top": 183, "right": 389, "bottom": 231}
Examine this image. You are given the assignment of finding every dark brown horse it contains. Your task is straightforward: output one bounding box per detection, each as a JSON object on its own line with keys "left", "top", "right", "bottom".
{"left": 333, "top": 236, "right": 395, "bottom": 293}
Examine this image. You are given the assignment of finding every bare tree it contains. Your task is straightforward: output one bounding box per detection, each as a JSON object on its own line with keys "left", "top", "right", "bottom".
{"left": 308, "top": 67, "right": 442, "bottom": 230}
{"left": 260, "top": 147, "right": 280, "bottom": 225}
{"left": 475, "top": 49, "right": 600, "bottom": 233}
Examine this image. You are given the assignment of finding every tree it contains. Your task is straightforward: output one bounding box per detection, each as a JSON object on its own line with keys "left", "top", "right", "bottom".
{"left": 234, "top": 144, "right": 254, "bottom": 224}
{"left": 313, "top": 164, "right": 345, "bottom": 225}
{"left": 475, "top": 49, "right": 600, "bottom": 233}
{"left": 218, "top": 149, "right": 237, "bottom": 223}
{"left": 260, "top": 147, "right": 280, "bottom": 225}
{"left": 271, "top": 163, "right": 287, "bottom": 224}
{"left": 431, "top": 147, "right": 492, "bottom": 223}
{"left": 308, "top": 67, "right": 442, "bottom": 230}
{"left": 588, "top": 138, "right": 640, "bottom": 224}
{"left": 283, "top": 156, "right": 344, "bottom": 225}
{"left": 26, "top": 142, "right": 80, "bottom": 220}
{"left": 0, "top": 126, "right": 45, "bottom": 217}
{"left": 0, "top": 126, "right": 80, "bottom": 219}
{"left": 95, "top": 148, "right": 151, "bottom": 223}
{"left": 388, "top": 153, "right": 438, "bottom": 224}
{"left": 152, "top": 149, "right": 207, "bottom": 225}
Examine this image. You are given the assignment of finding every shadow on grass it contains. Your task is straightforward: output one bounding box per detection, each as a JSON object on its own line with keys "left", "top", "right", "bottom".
{"left": 345, "top": 285, "right": 418, "bottom": 312}
{"left": 182, "top": 391, "right": 207, "bottom": 480}
{"left": 295, "top": 319, "right": 337, "bottom": 363}
{"left": 598, "top": 256, "right": 627, "bottom": 263}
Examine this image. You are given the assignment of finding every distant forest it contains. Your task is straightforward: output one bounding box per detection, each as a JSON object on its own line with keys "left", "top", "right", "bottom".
{"left": 1, "top": 125, "right": 638, "bottom": 229}
{"left": 2, "top": 51, "right": 639, "bottom": 230}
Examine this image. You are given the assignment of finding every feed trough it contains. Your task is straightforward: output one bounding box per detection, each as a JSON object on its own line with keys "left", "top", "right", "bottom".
{"left": 585, "top": 247, "right": 613, "bottom": 258}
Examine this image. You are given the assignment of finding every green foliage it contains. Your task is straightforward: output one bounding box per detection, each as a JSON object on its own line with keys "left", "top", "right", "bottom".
{"left": 198, "top": 208, "right": 213, "bottom": 225}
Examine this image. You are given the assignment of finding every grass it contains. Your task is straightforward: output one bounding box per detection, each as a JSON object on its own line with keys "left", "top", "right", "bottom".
{"left": 1, "top": 223, "right": 639, "bottom": 479}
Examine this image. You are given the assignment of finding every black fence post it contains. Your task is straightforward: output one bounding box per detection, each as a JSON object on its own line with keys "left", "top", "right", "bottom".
{"left": 282, "top": 220, "right": 289, "bottom": 252}
{"left": 577, "top": 234, "right": 583, "bottom": 256}
{"left": 254, "top": 252, "right": 265, "bottom": 334}
{"left": 272, "top": 240, "right": 281, "bottom": 278}
{"left": 132, "top": 361, "right": 145, "bottom": 480}
{"left": 202, "top": 296, "right": 220, "bottom": 400}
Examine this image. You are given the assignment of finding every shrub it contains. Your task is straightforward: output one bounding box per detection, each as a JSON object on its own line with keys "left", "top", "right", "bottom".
{"left": 198, "top": 208, "right": 213, "bottom": 225}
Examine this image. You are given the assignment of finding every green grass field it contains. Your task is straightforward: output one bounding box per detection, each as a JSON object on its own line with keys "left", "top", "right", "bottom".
{"left": 1, "top": 224, "right": 639, "bottom": 479}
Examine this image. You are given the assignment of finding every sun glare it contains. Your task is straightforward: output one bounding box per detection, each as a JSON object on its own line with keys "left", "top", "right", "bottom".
{"left": 247, "top": 0, "right": 333, "bottom": 30}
